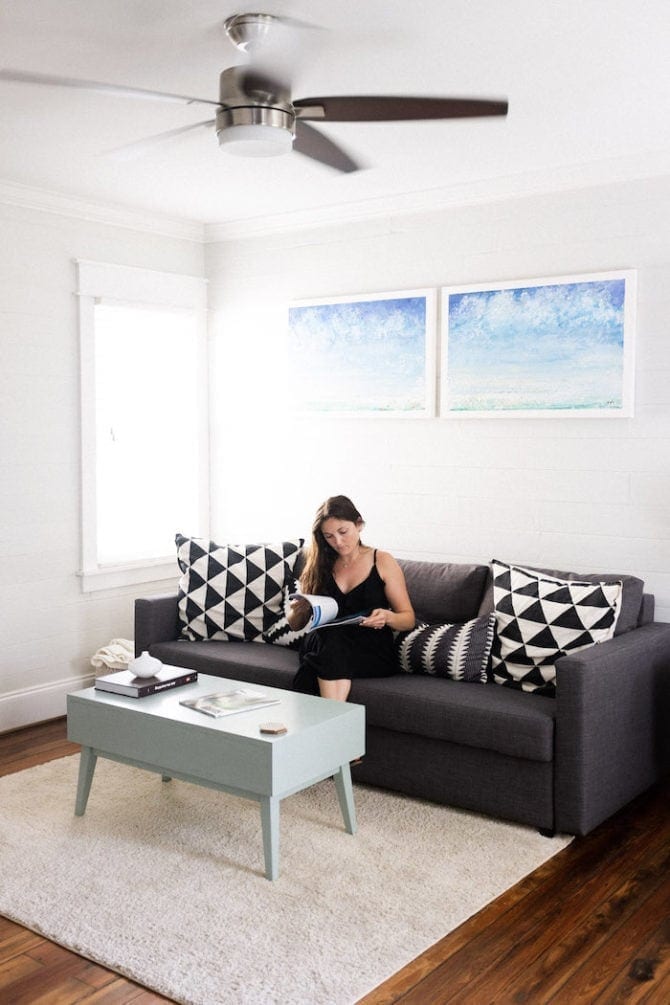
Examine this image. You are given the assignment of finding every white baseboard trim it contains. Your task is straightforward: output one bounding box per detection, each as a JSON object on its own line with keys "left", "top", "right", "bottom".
{"left": 0, "top": 674, "right": 95, "bottom": 733}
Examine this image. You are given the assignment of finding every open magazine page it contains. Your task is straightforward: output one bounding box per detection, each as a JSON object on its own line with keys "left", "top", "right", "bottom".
{"left": 289, "top": 592, "right": 368, "bottom": 631}
{"left": 180, "top": 689, "right": 280, "bottom": 718}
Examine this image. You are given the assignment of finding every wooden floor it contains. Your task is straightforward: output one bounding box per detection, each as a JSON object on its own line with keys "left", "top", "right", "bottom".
{"left": 1, "top": 721, "right": 669, "bottom": 1005}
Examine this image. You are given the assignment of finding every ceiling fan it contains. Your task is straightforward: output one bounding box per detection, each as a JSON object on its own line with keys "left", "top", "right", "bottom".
{"left": 0, "top": 11, "right": 508, "bottom": 173}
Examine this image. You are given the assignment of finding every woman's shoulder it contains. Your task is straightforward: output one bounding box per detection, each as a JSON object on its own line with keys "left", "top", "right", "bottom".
{"left": 373, "top": 549, "right": 401, "bottom": 573}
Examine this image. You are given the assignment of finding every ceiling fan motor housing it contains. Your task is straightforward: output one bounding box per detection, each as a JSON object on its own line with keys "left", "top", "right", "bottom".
{"left": 216, "top": 65, "right": 296, "bottom": 156}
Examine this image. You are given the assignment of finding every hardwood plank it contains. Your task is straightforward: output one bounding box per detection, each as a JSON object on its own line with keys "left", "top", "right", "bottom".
{"left": 576, "top": 913, "right": 670, "bottom": 1003}
{"left": 0, "top": 924, "right": 46, "bottom": 960}
{"left": 26, "top": 942, "right": 121, "bottom": 991}
{"left": 0, "top": 951, "right": 44, "bottom": 989}
{"left": 507, "top": 852, "right": 670, "bottom": 1002}
{"left": 0, "top": 718, "right": 77, "bottom": 760}
{"left": 73, "top": 978, "right": 168, "bottom": 1004}
{"left": 3, "top": 956, "right": 99, "bottom": 1005}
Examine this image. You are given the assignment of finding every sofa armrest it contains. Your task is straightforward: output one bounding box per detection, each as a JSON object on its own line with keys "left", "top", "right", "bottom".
{"left": 134, "top": 594, "right": 181, "bottom": 657}
{"left": 554, "top": 622, "right": 670, "bottom": 835}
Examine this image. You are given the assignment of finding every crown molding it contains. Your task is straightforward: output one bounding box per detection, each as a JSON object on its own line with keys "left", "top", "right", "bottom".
{"left": 2, "top": 146, "right": 669, "bottom": 246}
{"left": 0, "top": 178, "right": 204, "bottom": 242}
{"left": 203, "top": 148, "right": 670, "bottom": 242}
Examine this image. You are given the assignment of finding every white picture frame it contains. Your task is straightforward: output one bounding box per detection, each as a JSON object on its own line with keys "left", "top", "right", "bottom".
{"left": 440, "top": 270, "right": 636, "bottom": 418}
{"left": 288, "top": 288, "right": 437, "bottom": 417}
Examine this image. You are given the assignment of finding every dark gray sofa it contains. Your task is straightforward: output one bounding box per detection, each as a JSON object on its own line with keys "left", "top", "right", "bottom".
{"left": 135, "top": 558, "right": 670, "bottom": 836}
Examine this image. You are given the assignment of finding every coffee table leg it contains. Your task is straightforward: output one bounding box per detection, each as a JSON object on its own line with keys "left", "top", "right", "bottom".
{"left": 260, "top": 796, "right": 280, "bottom": 881}
{"left": 333, "top": 763, "right": 358, "bottom": 834}
{"left": 75, "top": 746, "right": 98, "bottom": 816}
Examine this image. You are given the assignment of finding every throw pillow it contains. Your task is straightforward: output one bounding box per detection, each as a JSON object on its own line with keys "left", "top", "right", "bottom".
{"left": 395, "top": 613, "right": 496, "bottom": 683}
{"left": 175, "top": 534, "right": 304, "bottom": 643}
{"left": 490, "top": 559, "right": 623, "bottom": 694}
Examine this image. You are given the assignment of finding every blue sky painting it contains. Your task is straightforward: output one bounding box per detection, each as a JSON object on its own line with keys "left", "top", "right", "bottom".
{"left": 442, "top": 272, "right": 635, "bottom": 416}
{"left": 288, "top": 291, "right": 434, "bottom": 414}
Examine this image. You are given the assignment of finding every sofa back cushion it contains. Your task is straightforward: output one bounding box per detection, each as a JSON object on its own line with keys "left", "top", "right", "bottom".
{"left": 398, "top": 560, "right": 489, "bottom": 624}
{"left": 478, "top": 562, "right": 644, "bottom": 635}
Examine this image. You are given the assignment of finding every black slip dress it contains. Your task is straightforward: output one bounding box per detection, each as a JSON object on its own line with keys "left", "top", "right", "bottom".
{"left": 292, "top": 550, "right": 396, "bottom": 695}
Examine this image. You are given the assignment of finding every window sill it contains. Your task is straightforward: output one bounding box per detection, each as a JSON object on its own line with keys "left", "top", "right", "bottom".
{"left": 79, "top": 559, "right": 178, "bottom": 594}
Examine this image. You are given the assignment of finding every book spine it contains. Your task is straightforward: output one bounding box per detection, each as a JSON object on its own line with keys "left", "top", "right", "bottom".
{"left": 136, "top": 672, "right": 198, "bottom": 697}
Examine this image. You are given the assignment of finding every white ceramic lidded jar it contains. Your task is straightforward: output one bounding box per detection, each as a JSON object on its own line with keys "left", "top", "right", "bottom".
{"left": 128, "top": 650, "right": 162, "bottom": 678}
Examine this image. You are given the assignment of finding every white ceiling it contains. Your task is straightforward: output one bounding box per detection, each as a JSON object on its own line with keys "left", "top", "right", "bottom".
{"left": 1, "top": 0, "right": 669, "bottom": 229}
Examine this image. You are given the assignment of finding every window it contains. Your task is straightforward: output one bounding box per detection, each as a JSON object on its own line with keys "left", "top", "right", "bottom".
{"left": 78, "top": 261, "right": 208, "bottom": 592}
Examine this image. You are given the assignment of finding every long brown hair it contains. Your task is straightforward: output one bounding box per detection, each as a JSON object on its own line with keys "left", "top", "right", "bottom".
{"left": 300, "top": 495, "right": 364, "bottom": 594}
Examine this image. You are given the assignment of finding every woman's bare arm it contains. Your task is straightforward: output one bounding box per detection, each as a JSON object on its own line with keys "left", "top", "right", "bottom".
{"left": 360, "top": 551, "right": 415, "bottom": 632}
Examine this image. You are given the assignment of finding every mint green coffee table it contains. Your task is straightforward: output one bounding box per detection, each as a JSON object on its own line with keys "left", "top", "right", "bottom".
{"left": 67, "top": 673, "right": 365, "bottom": 880}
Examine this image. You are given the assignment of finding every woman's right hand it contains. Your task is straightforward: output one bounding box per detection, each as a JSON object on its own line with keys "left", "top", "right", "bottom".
{"left": 287, "top": 597, "right": 312, "bottom": 631}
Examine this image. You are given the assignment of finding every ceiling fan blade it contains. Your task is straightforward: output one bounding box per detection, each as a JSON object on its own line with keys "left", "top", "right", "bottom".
{"left": 0, "top": 68, "right": 221, "bottom": 107}
{"left": 106, "top": 120, "right": 216, "bottom": 160}
{"left": 294, "top": 95, "right": 508, "bottom": 122}
{"left": 293, "top": 121, "right": 361, "bottom": 173}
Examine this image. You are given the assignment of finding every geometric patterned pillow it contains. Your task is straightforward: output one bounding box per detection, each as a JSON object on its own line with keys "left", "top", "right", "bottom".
{"left": 490, "top": 559, "right": 622, "bottom": 694}
{"left": 175, "top": 534, "right": 304, "bottom": 643}
{"left": 395, "top": 613, "right": 496, "bottom": 683}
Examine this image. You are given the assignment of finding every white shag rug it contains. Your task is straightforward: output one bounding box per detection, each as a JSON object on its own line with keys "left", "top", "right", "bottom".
{"left": 0, "top": 755, "right": 571, "bottom": 1004}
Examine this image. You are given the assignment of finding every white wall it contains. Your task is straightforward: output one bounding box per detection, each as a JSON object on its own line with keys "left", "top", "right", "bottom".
{"left": 1, "top": 198, "right": 204, "bottom": 731}
{"left": 205, "top": 175, "right": 670, "bottom": 623}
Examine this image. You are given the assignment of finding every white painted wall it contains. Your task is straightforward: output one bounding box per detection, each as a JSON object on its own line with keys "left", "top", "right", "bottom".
{"left": 206, "top": 176, "right": 670, "bottom": 624}
{"left": 1, "top": 199, "right": 204, "bottom": 731}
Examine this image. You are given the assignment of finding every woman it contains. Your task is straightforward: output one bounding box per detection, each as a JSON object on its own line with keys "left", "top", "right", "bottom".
{"left": 289, "top": 495, "right": 415, "bottom": 700}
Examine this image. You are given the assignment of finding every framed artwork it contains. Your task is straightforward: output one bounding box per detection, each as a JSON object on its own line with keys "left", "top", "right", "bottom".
{"left": 440, "top": 270, "right": 636, "bottom": 418}
{"left": 287, "top": 289, "right": 436, "bottom": 416}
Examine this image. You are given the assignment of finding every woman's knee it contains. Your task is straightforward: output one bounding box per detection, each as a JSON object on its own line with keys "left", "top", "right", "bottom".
{"left": 318, "top": 678, "right": 351, "bottom": 701}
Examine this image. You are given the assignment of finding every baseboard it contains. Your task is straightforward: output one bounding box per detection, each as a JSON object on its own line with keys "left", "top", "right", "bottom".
{"left": 0, "top": 674, "right": 95, "bottom": 733}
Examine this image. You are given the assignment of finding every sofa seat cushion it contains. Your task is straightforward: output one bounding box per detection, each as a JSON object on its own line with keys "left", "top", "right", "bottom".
{"left": 349, "top": 674, "right": 555, "bottom": 762}
{"left": 148, "top": 639, "right": 299, "bottom": 691}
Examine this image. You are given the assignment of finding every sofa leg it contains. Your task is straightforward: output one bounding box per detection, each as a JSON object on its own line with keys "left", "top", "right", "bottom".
{"left": 538, "top": 826, "right": 556, "bottom": 837}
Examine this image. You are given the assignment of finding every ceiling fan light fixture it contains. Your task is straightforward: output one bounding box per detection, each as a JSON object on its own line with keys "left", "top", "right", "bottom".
{"left": 215, "top": 104, "right": 295, "bottom": 157}
{"left": 217, "top": 121, "right": 294, "bottom": 157}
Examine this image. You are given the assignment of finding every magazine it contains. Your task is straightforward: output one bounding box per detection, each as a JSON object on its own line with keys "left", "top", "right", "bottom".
{"left": 289, "top": 592, "right": 368, "bottom": 631}
{"left": 179, "top": 688, "right": 280, "bottom": 718}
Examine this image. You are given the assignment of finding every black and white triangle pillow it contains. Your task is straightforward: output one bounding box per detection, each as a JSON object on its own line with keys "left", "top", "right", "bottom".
{"left": 176, "top": 534, "right": 303, "bottom": 643}
{"left": 490, "top": 559, "right": 622, "bottom": 694}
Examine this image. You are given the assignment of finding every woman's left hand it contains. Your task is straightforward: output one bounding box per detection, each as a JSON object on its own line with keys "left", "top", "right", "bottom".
{"left": 361, "top": 608, "right": 388, "bottom": 630}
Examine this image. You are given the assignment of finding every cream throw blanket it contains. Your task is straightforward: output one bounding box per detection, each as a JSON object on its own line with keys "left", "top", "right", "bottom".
{"left": 90, "top": 638, "right": 134, "bottom": 670}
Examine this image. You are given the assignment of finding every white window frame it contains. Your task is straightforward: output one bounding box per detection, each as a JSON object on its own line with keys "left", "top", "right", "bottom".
{"left": 77, "top": 259, "right": 209, "bottom": 592}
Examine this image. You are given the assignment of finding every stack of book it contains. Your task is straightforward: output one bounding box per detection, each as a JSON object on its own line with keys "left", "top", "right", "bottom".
{"left": 94, "top": 665, "right": 197, "bottom": 698}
